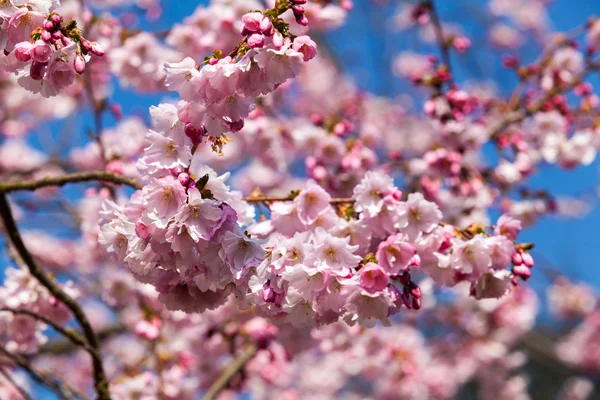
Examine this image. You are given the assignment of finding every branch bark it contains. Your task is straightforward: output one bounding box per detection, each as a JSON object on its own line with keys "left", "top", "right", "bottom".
{"left": 0, "top": 345, "right": 89, "bottom": 400}
{"left": 202, "top": 344, "right": 258, "bottom": 400}
{"left": 0, "top": 193, "right": 112, "bottom": 400}
{"left": 0, "top": 171, "right": 143, "bottom": 193}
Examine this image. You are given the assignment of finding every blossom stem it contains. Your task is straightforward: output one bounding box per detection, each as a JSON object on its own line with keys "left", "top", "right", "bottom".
{"left": 0, "top": 193, "right": 112, "bottom": 400}
{"left": 0, "top": 171, "right": 143, "bottom": 192}
{"left": 426, "top": 0, "right": 453, "bottom": 83}
{"left": 201, "top": 344, "right": 258, "bottom": 400}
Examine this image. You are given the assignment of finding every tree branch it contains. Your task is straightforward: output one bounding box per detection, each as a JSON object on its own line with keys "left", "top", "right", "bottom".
{"left": 242, "top": 195, "right": 354, "bottom": 204}
{"left": 0, "top": 308, "right": 94, "bottom": 354}
{"left": 0, "top": 367, "right": 33, "bottom": 400}
{"left": 0, "top": 345, "right": 89, "bottom": 400}
{"left": 426, "top": 0, "right": 453, "bottom": 82}
{"left": 0, "top": 193, "right": 112, "bottom": 400}
{"left": 488, "top": 60, "right": 600, "bottom": 138}
{"left": 202, "top": 344, "right": 258, "bottom": 400}
{"left": 0, "top": 171, "right": 143, "bottom": 193}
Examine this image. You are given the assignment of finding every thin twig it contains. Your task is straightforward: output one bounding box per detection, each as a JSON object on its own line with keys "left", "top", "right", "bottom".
{"left": 202, "top": 344, "right": 258, "bottom": 400}
{"left": 0, "top": 367, "right": 33, "bottom": 400}
{"left": 426, "top": 0, "right": 453, "bottom": 83}
{"left": 242, "top": 195, "right": 354, "bottom": 204}
{"left": 0, "top": 345, "right": 86, "bottom": 400}
{"left": 488, "top": 61, "right": 600, "bottom": 138}
{"left": 0, "top": 171, "right": 143, "bottom": 193}
{"left": 0, "top": 194, "right": 112, "bottom": 400}
{"left": 0, "top": 308, "right": 93, "bottom": 354}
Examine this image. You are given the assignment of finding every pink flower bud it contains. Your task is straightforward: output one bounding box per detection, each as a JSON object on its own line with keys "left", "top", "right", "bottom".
{"left": 30, "top": 40, "right": 52, "bottom": 63}
{"left": 521, "top": 252, "right": 534, "bottom": 268}
{"left": 247, "top": 33, "right": 265, "bottom": 49}
{"left": 292, "top": 35, "right": 318, "bottom": 62}
{"left": 135, "top": 219, "right": 151, "bottom": 239}
{"left": 295, "top": 14, "right": 309, "bottom": 26}
{"left": 171, "top": 166, "right": 184, "bottom": 176}
{"left": 52, "top": 31, "right": 62, "bottom": 40}
{"left": 43, "top": 20, "right": 54, "bottom": 30}
{"left": 272, "top": 31, "right": 284, "bottom": 50}
{"left": 260, "top": 16, "right": 272, "bottom": 35}
{"left": 340, "top": 0, "right": 353, "bottom": 10}
{"left": 262, "top": 283, "right": 275, "bottom": 303}
{"left": 41, "top": 30, "right": 52, "bottom": 42}
{"left": 13, "top": 42, "right": 32, "bottom": 62}
{"left": 412, "top": 297, "right": 422, "bottom": 310}
{"left": 178, "top": 172, "right": 190, "bottom": 186}
{"left": 512, "top": 264, "right": 531, "bottom": 280}
{"left": 111, "top": 104, "right": 123, "bottom": 120}
{"left": 74, "top": 54, "right": 86, "bottom": 74}
{"left": 512, "top": 252, "right": 523, "bottom": 265}
{"left": 30, "top": 61, "right": 47, "bottom": 80}
{"left": 184, "top": 123, "right": 205, "bottom": 145}
{"left": 292, "top": 0, "right": 307, "bottom": 4}
{"left": 242, "top": 12, "right": 263, "bottom": 33}
{"left": 90, "top": 41, "right": 104, "bottom": 56}
{"left": 292, "top": 5, "right": 305, "bottom": 15}
{"left": 50, "top": 14, "right": 61, "bottom": 25}
{"left": 229, "top": 119, "right": 245, "bottom": 132}
{"left": 208, "top": 57, "right": 218, "bottom": 65}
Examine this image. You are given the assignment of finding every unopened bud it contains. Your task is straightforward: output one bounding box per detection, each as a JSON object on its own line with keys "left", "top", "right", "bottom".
{"left": 74, "top": 54, "right": 86, "bottom": 74}
{"left": 30, "top": 61, "right": 47, "bottom": 80}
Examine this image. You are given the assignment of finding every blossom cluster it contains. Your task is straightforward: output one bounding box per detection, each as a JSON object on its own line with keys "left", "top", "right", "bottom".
{"left": 1, "top": 0, "right": 104, "bottom": 97}
{"left": 0, "top": 267, "right": 74, "bottom": 354}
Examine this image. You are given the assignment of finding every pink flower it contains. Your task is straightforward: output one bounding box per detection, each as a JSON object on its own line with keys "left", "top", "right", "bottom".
{"left": 13, "top": 41, "right": 32, "bottom": 61}
{"left": 8, "top": 8, "right": 45, "bottom": 45}
{"left": 487, "top": 235, "right": 515, "bottom": 270}
{"left": 172, "top": 188, "right": 222, "bottom": 242}
{"left": 31, "top": 40, "right": 52, "bottom": 63}
{"left": 494, "top": 214, "right": 521, "bottom": 241}
{"left": 396, "top": 193, "right": 442, "bottom": 239}
{"left": 253, "top": 44, "right": 304, "bottom": 85}
{"left": 471, "top": 270, "right": 512, "bottom": 299}
{"left": 242, "top": 12, "right": 264, "bottom": 33}
{"left": 359, "top": 263, "right": 389, "bottom": 292}
{"left": 292, "top": 36, "right": 318, "bottom": 61}
{"left": 144, "top": 176, "right": 188, "bottom": 226}
{"left": 294, "top": 180, "right": 332, "bottom": 225}
{"left": 376, "top": 233, "right": 418, "bottom": 275}
{"left": 353, "top": 171, "right": 397, "bottom": 218}
{"left": 450, "top": 236, "right": 492, "bottom": 279}
{"left": 46, "top": 59, "right": 76, "bottom": 91}
{"left": 248, "top": 33, "right": 265, "bottom": 49}
{"left": 311, "top": 228, "right": 361, "bottom": 277}
{"left": 163, "top": 57, "right": 200, "bottom": 101}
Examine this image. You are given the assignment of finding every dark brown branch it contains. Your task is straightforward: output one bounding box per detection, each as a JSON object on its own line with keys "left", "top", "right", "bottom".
{"left": 201, "top": 344, "right": 258, "bottom": 400}
{"left": 41, "top": 325, "right": 126, "bottom": 355}
{"left": 0, "top": 171, "right": 143, "bottom": 193}
{"left": 0, "top": 193, "right": 112, "bottom": 400}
